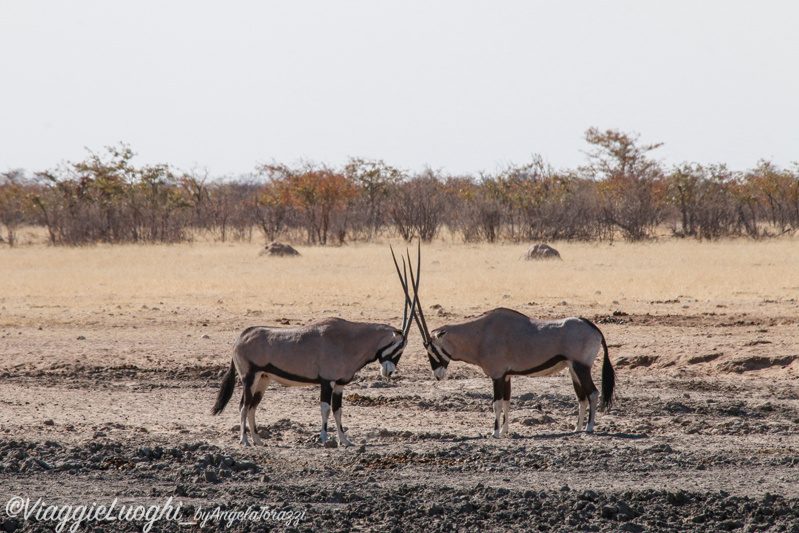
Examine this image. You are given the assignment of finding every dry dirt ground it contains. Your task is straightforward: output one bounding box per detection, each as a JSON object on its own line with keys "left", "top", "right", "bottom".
{"left": 1, "top": 294, "right": 799, "bottom": 533}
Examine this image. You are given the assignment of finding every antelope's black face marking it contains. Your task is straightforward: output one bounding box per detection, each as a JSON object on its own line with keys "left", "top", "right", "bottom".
{"left": 424, "top": 329, "right": 452, "bottom": 380}
{"left": 426, "top": 340, "right": 451, "bottom": 380}
{"left": 376, "top": 332, "right": 405, "bottom": 378}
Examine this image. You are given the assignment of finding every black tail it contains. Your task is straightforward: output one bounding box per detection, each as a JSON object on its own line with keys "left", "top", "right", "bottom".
{"left": 212, "top": 360, "right": 237, "bottom": 415}
{"left": 599, "top": 333, "right": 615, "bottom": 411}
{"left": 580, "top": 318, "right": 615, "bottom": 411}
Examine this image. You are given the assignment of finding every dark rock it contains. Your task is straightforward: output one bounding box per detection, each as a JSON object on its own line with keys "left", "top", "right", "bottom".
{"left": 521, "top": 243, "right": 562, "bottom": 261}
{"left": 667, "top": 490, "right": 690, "bottom": 506}
{"left": 2, "top": 519, "right": 20, "bottom": 533}
{"left": 646, "top": 444, "right": 673, "bottom": 453}
{"left": 259, "top": 242, "right": 300, "bottom": 257}
{"left": 720, "top": 520, "right": 744, "bottom": 530}
{"left": 234, "top": 460, "right": 258, "bottom": 472}
{"left": 601, "top": 505, "right": 618, "bottom": 518}
{"left": 428, "top": 504, "right": 444, "bottom": 516}
{"left": 619, "top": 524, "right": 645, "bottom": 532}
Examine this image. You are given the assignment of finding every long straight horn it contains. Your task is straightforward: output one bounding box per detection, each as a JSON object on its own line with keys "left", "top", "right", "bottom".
{"left": 402, "top": 257, "right": 420, "bottom": 338}
{"left": 406, "top": 241, "right": 431, "bottom": 345}
{"left": 401, "top": 256, "right": 408, "bottom": 332}
{"left": 390, "top": 245, "right": 416, "bottom": 337}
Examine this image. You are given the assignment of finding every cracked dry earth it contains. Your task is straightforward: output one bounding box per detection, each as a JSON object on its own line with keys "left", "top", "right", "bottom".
{"left": 1, "top": 304, "right": 799, "bottom": 532}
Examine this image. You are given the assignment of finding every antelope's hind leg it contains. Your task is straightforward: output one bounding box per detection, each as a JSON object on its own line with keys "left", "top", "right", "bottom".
{"left": 239, "top": 372, "right": 255, "bottom": 446}
{"left": 570, "top": 362, "right": 599, "bottom": 433}
{"left": 247, "top": 374, "right": 270, "bottom": 446}
{"left": 570, "top": 376, "right": 587, "bottom": 432}
{"left": 332, "top": 384, "right": 354, "bottom": 447}
{"left": 320, "top": 381, "right": 333, "bottom": 443}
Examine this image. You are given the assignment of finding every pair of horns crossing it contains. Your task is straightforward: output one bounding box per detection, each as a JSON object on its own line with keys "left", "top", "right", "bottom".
{"left": 390, "top": 242, "right": 431, "bottom": 345}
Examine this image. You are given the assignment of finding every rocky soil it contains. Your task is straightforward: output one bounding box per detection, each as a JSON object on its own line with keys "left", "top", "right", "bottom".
{"left": 2, "top": 303, "right": 799, "bottom": 532}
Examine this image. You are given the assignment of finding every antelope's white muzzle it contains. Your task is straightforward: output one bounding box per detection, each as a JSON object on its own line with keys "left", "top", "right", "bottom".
{"left": 433, "top": 367, "right": 447, "bottom": 381}
{"left": 380, "top": 361, "right": 396, "bottom": 378}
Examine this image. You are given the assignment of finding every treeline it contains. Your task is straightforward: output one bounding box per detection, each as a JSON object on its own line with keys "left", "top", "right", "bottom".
{"left": 1, "top": 129, "right": 797, "bottom": 247}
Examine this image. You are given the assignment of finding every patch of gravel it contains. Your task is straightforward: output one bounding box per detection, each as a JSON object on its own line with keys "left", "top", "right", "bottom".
{"left": 2, "top": 432, "right": 799, "bottom": 532}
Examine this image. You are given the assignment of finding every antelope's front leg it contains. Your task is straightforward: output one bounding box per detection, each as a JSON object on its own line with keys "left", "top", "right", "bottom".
{"left": 492, "top": 377, "right": 504, "bottom": 438}
{"left": 500, "top": 376, "right": 511, "bottom": 438}
{"left": 320, "top": 381, "right": 333, "bottom": 443}
{"left": 332, "top": 384, "right": 354, "bottom": 447}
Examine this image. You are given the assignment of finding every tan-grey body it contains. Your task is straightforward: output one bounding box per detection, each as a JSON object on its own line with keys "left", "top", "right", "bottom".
{"left": 233, "top": 318, "right": 402, "bottom": 385}
{"left": 215, "top": 318, "right": 405, "bottom": 447}
{"left": 421, "top": 308, "right": 614, "bottom": 438}
{"left": 400, "top": 246, "right": 614, "bottom": 439}
{"left": 432, "top": 309, "right": 602, "bottom": 380}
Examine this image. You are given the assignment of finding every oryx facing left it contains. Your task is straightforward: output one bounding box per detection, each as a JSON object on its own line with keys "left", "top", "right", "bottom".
{"left": 402, "top": 254, "right": 615, "bottom": 438}
{"left": 212, "top": 251, "right": 418, "bottom": 447}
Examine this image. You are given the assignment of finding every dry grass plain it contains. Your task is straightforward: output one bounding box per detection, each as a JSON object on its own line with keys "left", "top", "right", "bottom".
{"left": 1, "top": 238, "right": 799, "bottom": 532}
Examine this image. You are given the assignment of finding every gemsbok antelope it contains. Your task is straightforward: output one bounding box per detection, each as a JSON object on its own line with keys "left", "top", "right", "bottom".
{"left": 212, "top": 251, "right": 418, "bottom": 447}
{"left": 403, "top": 254, "right": 615, "bottom": 438}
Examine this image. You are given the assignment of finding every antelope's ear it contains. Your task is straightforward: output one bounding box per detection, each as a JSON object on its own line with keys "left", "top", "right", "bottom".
{"left": 433, "top": 329, "right": 447, "bottom": 338}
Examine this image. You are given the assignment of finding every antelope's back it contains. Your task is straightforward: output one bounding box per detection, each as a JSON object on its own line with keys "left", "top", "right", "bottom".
{"left": 477, "top": 311, "right": 601, "bottom": 369}
{"left": 232, "top": 323, "right": 327, "bottom": 374}
{"left": 233, "top": 319, "right": 395, "bottom": 378}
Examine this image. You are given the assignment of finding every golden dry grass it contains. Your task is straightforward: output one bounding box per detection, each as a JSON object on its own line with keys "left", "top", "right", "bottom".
{"left": 2, "top": 238, "right": 798, "bottom": 323}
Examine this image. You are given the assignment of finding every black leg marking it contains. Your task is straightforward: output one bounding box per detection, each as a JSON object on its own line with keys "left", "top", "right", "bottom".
{"left": 492, "top": 378, "right": 504, "bottom": 402}
{"left": 333, "top": 391, "right": 345, "bottom": 435}
{"left": 321, "top": 381, "right": 333, "bottom": 404}
{"left": 240, "top": 372, "right": 255, "bottom": 434}
{"left": 332, "top": 391, "right": 343, "bottom": 413}
{"left": 251, "top": 391, "right": 263, "bottom": 408}
{"left": 503, "top": 377, "right": 512, "bottom": 428}
{"left": 492, "top": 377, "right": 504, "bottom": 432}
{"left": 572, "top": 362, "right": 598, "bottom": 398}
{"left": 320, "top": 381, "right": 333, "bottom": 434}
{"left": 572, "top": 378, "right": 587, "bottom": 401}
{"left": 241, "top": 373, "right": 255, "bottom": 405}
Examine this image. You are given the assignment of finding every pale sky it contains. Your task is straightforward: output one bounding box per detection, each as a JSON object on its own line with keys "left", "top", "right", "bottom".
{"left": 2, "top": 1, "right": 797, "bottom": 178}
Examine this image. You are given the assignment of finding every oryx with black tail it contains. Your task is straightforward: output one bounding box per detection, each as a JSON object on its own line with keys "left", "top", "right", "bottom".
{"left": 212, "top": 251, "right": 418, "bottom": 447}
{"left": 404, "top": 257, "right": 615, "bottom": 437}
